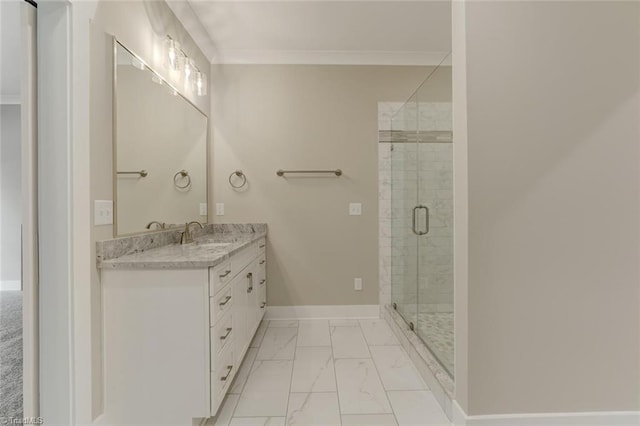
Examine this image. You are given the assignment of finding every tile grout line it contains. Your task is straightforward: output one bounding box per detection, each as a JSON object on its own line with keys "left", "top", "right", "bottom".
{"left": 329, "top": 321, "right": 344, "bottom": 426}
{"left": 357, "top": 319, "right": 400, "bottom": 424}
{"left": 283, "top": 320, "right": 300, "bottom": 424}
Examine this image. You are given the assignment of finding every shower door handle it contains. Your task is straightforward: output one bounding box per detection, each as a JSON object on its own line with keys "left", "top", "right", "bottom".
{"left": 413, "top": 205, "right": 429, "bottom": 236}
{"left": 420, "top": 206, "right": 429, "bottom": 235}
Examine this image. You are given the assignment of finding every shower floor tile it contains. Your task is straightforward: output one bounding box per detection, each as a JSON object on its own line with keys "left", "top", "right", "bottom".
{"left": 417, "top": 312, "right": 454, "bottom": 374}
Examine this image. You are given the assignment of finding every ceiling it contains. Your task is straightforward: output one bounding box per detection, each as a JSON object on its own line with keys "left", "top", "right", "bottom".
{"left": 168, "top": 1, "right": 452, "bottom": 65}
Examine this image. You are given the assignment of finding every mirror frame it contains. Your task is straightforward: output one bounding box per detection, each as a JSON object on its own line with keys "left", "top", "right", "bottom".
{"left": 112, "top": 37, "right": 209, "bottom": 237}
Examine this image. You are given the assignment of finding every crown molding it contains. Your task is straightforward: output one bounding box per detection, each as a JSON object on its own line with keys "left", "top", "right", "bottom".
{"left": 211, "top": 50, "right": 451, "bottom": 66}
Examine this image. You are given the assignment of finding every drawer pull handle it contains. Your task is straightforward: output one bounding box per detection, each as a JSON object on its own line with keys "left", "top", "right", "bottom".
{"left": 260, "top": 279, "right": 266, "bottom": 285}
{"left": 259, "top": 260, "right": 265, "bottom": 265}
{"left": 220, "top": 327, "right": 232, "bottom": 340}
{"left": 259, "top": 244, "right": 265, "bottom": 248}
{"left": 260, "top": 302, "right": 266, "bottom": 308}
{"left": 219, "top": 270, "right": 232, "bottom": 278}
{"left": 220, "top": 365, "right": 233, "bottom": 381}
{"left": 247, "top": 272, "right": 253, "bottom": 293}
{"left": 218, "top": 296, "right": 232, "bottom": 307}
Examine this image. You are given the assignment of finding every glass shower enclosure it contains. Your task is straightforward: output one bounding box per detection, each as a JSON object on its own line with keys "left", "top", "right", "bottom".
{"left": 390, "top": 61, "right": 453, "bottom": 377}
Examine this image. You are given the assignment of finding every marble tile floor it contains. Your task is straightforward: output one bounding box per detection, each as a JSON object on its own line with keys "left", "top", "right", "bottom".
{"left": 208, "top": 318, "right": 451, "bottom": 426}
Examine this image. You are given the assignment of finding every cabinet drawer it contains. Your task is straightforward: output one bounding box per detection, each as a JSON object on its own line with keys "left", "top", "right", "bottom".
{"left": 258, "top": 285, "right": 267, "bottom": 313}
{"left": 231, "top": 245, "right": 257, "bottom": 275}
{"left": 210, "top": 284, "right": 232, "bottom": 325}
{"left": 211, "top": 342, "right": 235, "bottom": 407}
{"left": 257, "top": 255, "right": 266, "bottom": 286}
{"left": 209, "top": 261, "right": 232, "bottom": 296}
{"left": 211, "top": 311, "right": 233, "bottom": 357}
{"left": 257, "top": 238, "right": 266, "bottom": 255}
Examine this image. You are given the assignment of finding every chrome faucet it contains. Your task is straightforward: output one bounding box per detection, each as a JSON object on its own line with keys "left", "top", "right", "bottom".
{"left": 181, "top": 221, "right": 204, "bottom": 244}
{"left": 145, "top": 221, "right": 165, "bottom": 230}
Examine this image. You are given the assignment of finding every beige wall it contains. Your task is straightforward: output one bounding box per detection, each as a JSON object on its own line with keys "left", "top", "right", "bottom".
{"left": 456, "top": 0, "right": 640, "bottom": 415}
{"left": 211, "top": 65, "right": 429, "bottom": 306}
{"left": 89, "top": 0, "right": 210, "bottom": 417}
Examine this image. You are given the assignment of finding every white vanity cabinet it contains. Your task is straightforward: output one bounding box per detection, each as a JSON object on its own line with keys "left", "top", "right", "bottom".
{"left": 101, "top": 237, "right": 267, "bottom": 426}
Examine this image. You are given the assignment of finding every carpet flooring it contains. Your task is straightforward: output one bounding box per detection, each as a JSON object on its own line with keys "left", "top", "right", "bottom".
{"left": 0, "top": 291, "right": 22, "bottom": 419}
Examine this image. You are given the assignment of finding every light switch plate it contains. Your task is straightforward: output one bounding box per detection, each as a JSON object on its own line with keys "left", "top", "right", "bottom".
{"left": 349, "top": 203, "right": 362, "bottom": 216}
{"left": 216, "top": 203, "right": 225, "bottom": 216}
{"left": 94, "top": 200, "right": 113, "bottom": 226}
{"left": 200, "top": 203, "right": 208, "bottom": 216}
{"left": 354, "top": 278, "right": 363, "bottom": 291}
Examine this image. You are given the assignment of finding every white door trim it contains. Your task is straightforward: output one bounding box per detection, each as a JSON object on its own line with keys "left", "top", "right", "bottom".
{"left": 21, "top": 0, "right": 38, "bottom": 418}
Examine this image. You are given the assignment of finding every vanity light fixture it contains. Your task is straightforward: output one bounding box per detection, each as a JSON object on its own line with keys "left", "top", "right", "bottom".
{"left": 165, "top": 37, "right": 183, "bottom": 71}
{"left": 131, "top": 56, "right": 145, "bottom": 71}
{"left": 184, "top": 57, "right": 195, "bottom": 84}
{"left": 195, "top": 71, "right": 207, "bottom": 96}
{"left": 165, "top": 35, "right": 207, "bottom": 97}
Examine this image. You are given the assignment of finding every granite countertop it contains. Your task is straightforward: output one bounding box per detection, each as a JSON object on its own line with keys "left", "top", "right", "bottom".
{"left": 97, "top": 224, "right": 266, "bottom": 270}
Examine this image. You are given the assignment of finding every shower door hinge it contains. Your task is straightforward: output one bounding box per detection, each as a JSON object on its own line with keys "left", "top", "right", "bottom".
{"left": 409, "top": 322, "right": 415, "bottom": 331}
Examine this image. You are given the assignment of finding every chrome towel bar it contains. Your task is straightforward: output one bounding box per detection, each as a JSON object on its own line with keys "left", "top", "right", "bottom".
{"left": 117, "top": 170, "right": 148, "bottom": 177}
{"left": 276, "top": 169, "right": 342, "bottom": 177}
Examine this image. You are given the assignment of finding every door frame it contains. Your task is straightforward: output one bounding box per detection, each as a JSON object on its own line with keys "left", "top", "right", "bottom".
{"left": 20, "top": 0, "right": 39, "bottom": 417}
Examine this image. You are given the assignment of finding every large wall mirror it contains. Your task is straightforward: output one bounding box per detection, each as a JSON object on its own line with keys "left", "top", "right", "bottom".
{"left": 113, "top": 39, "right": 208, "bottom": 236}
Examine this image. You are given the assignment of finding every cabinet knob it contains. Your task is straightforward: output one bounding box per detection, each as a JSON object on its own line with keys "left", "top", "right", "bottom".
{"left": 219, "top": 270, "right": 231, "bottom": 278}
{"left": 260, "top": 302, "right": 266, "bottom": 309}
{"left": 219, "top": 296, "right": 232, "bottom": 307}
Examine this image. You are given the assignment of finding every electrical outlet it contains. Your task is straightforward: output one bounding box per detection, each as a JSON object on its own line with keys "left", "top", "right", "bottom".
{"left": 199, "top": 203, "right": 208, "bottom": 216}
{"left": 349, "top": 203, "right": 362, "bottom": 216}
{"left": 216, "top": 203, "right": 225, "bottom": 216}
{"left": 94, "top": 200, "right": 113, "bottom": 226}
{"left": 354, "top": 278, "right": 363, "bottom": 291}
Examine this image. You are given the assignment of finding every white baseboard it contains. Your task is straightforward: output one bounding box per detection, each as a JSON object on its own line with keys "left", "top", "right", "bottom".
{"left": 265, "top": 305, "right": 379, "bottom": 320}
{"left": 453, "top": 400, "right": 640, "bottom": 426}
{"left": 0, "top": 280, "right": 21, "bottom": 291}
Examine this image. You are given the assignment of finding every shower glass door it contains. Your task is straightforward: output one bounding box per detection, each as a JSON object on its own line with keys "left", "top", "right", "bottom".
{"left": 416, "top": 63, "right": 454, "bottom": 376}
{"left": 390, "top": 58, "right": 454, "bottom": 378}
{"left": 390, "top": 93, "right": 418, "bottom": 328}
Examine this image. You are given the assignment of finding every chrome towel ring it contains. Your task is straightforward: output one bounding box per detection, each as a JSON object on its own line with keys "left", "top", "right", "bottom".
{"left": 229, "top": 170, "right": 247, "bottom": 189}
{"left": 174, "top": 169, "right": 191, "bottom": 189}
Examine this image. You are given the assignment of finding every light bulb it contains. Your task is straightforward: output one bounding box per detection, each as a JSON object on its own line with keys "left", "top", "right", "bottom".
{"left": 165, "top": 37, "right": 182, "bottom": 71}
{"left": 184, "top": 58, "right": 195, "bottom": 84}
{"left": 195, "top": 71, "right": 207, "bottom": 96}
